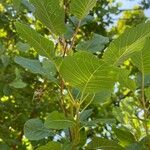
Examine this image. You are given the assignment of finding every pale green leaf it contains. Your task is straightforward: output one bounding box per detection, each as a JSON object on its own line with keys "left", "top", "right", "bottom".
{"left": 16, "top": 42, "right": 30, "bottom": 52}
{"left": 60, "top": 52, "right": 117, "bottom": 93}
{"left": 131, "top": 38, "right": 150, "bottom": 74}
{"left": 44, "top": 111, "right": 75, "bottom": 129}
{"left": 118, "top": 69, "right": 136, "bottom": 90}
{"left": 24, "top": 119, "right": 51, "bottom": 141}
{"left": 9, "top": 79, "right": 27, "bottom": 89}
{"left": 15, "top": 22, "right": 54, "bottom": 59}
{"left": 103, "top": 22, "right": 150, "bottom": 66}
{"left": 70, "top": 0, "right": 97, "bottom": 20}
{"left": 30, "top": 0, "right": 66, "bottom": 35}
{"left": 37, "top": 141, "right": 62, "bottom": 150}
{"left": 76, "top": 34, "right": 109, "bottom": 53}
{"left": 87, "top": 137, "right": 124, "bottom": 150}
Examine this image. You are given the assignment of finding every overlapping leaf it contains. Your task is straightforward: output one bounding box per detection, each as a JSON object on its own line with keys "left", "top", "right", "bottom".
{"left": 70, "top": 0, "right": 97, "bottom": 20}
{"left": 131, "top": 38, "right": 150, "bottom": 74}
{"left": 30, "top": 0, "right": 66, "bottom": 35}
{"left": 87, "top": 137, "right": 124, "bottom": 150}
{"left": 60, "top": 52, "right": 117, "bottom": 93}
{"left": 44, "top": 111, "right": 75, "bottom": 129}
{"left": 14, "top": 57, "right": 57, "bottom": 82}
{"left": 76, "top": 34, "right": 109, "bottom": 53}
{"left": 37, "top": 142, "right": 62, "bottom": 150}
{"left": 24, "top": 119, "right": 51, "bottom": 140}
{"left": 15, "top": 22, "right": 54, "bottom": 59}
{"left": 103, "top": 22, "right": 150, "bottom": 66}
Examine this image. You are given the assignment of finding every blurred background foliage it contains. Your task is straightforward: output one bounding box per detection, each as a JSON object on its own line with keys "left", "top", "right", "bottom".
{"left": 0, "top": 0, "right": 150, "bottom": 149}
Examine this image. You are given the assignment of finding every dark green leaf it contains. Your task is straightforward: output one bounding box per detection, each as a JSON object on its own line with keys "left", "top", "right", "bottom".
{"left": 113, "top": 128, "right": 136, "bottom": 146}
{"left": 24, "top": 119, "right": 51, "bottom": 141}
{"left": 87, "top": 137, "right": 124, "bottom": 150}
{"left": 44, "top": 111, "right": 75, "bottom": 129}
{"left": 76, "top": 34, "right": 109, "bottom": 53}
{"left": 37, "top": 141, "right": 62, "bottom": 150}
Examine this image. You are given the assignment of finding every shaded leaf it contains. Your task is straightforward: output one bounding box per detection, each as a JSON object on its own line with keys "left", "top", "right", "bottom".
{"left": 79, "top": 109, "right": 93, "bottom": 122}
{"left": 37, "top": 141, "right": 62, "bottom": 150}
{"left": 113, "top": 128, "right": 136, "bottom": 146}
{"left": 76, "top": 34, "right": 109, "bottom": 53}
{"left": 24, "top": 119, "right": 51, "bottom": 141}
{"left": 14, "top": 57, "right": 57, "bottom": 82}
{"left": 145, "top": 87, "right": 150, "bottom": 101}
{"left": 87, "top": 137, "right": 124, "bottom": 150}
{"left": 44, "top": 111, "right": 75, "bottom": 129}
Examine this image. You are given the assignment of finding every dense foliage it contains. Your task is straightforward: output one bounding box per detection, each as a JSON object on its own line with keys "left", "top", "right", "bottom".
{"left": 0, "top": 0, "right": 150, "bottom": 150}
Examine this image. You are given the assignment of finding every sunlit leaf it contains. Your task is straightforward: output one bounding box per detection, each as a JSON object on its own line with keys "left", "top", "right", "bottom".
{"left": 30, "top": 0, "right": 66, "bottom": 35}
{"left": 15, "top": 22, "right": 54, "bottom": 59}
{"left": 70, "top": 0, "right": 97, "bottom": 20}
{"left": 60, "top": 52, "right": 117, "bottom": 93}
{"left": 103, "top": 22, "right": 150, "bottom": 66}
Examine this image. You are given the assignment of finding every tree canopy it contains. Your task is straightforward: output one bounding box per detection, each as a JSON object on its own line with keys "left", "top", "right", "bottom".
{"left": 0, "top": 0, "right": 150, "bottom": 150}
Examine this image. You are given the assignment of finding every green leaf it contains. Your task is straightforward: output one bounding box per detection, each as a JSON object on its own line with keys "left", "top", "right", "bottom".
{"left": 79, "top": 109, "right": 93, "bottom": 122}
{"left": 9, "top": 79, "right": 27, "bottom": 89}
{"left": 82, "top": 118, "right": 116, "bottom": 127}
{"left": 44, "top": 111, "right": 75, "bottom": 130}
{"left": 0, "top": 143, "right": 9, "bottom": 150}
{"left": 14, "top": 57, "right": 57, "bottom": 82}
{"left": 139, "top": 136, "right": 150, "bottom": 149}
{"left": 118, "top": 69, "right": 136, "bottom": 90}
{"left": 125, "top": 143, "right": 144, "bottom": 150}
{"left": 16, "top": 42, "right": 30, "bottom": 52}
{"left": 1, "top": 55, "right": 10, "bottom": 67}
{"left": 70, "top": 0, "right": 97, "bottom": 20}
{"left": 145, "top": 87, "right": 150, "bottom": 101}
{"left": 113, "top": 128, "right": 136, "bottom": 146}
{"left": 103, "top": 22, "right": 150, "bottom": 66}
{"left": 24, "top": 119, "right": 51, "bottom": 141}
{"left": 92, "top": 90, "right": 112, "bottom": 104}
{"left": 15, "top": 57, "right": 45, "bottom": 74}
{"left": 0, "top": 42, "right": 5, "bottom": 56}
{"left": 87, "top": 137, "right": 124, "bottom": 150}
{"left": 15, "top": 22, "right": 54, "bottom": 59}
{"left": 76, "top": 34, "right": 109, "bottom": 53}
{"left": 37, "top": 141, "right": 62, "bottom": 150}
{"left": 60, "top": 52, "right": 117, "bottom": 93}
{"left": 131, "top": 38, "right": 150, "bottom": 75}
{"left": 30, "top": 0, "right": 66, "bottom": 35}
